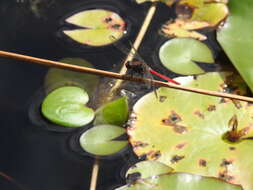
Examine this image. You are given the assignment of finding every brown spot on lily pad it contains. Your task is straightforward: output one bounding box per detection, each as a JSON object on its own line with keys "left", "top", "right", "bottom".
{"left": 159, "top": 96, "right": 167, "bottom": 102}
{"left": 147, "top": 150, "right": 161, "bottom": 160}
{"left": 175, "top": 142, "right": 188, "bottom": 149}
{"left": 194, "top": 110, "right": 205, "bottom": 119}
{"left": 220, "top": 159, "right": 233, "bottom": 167}
{"left": 199, "top": 159, "right": 207, "bottom": 167}
{"left": 132, "top": 141, "right": 149, "bottom": 149}
{"left": 171, "top": 155, "right": 185, "bottom": 164}
{"left": 218, "top": 170, "right": 235, "bottom": 182}
{"left": 232, "top": 100, "right": 242, "bottom": 109}
{"left": 162, "top": 111, "right": 182, "bottom": 125}
{"left": 207, "top": 105, "right": 216, "bottom": 111}
{"left": 229, "top": 147, "right": 236, "bottom": 151}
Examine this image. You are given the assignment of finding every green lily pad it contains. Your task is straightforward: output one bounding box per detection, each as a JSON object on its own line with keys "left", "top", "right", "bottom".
{"left": 217, "top": 0, "right": 253, "bottom": 93}
{"left": 159, "top": 38, "right": 214, "bottom": 75}
{"left": 79, "top": 124, "right": 128, "bottom": 156}
{"left": 94, "top": 97, "right": 129, "bottom": 126}
{"left": 115, "top": 173, "right": 242, "bottom": 190}
{"left": 41, "top": 86, "right": 94, "bottom": 127}
{"left": 44, "top": 58, "right": 99, "bottom": 95}
{"left": 63, "top": 9, "right": 126, "bottom": 46}
{"left": 126, "top": 160, "right": 173, "bottom": 179}
{"left": 128, "top": 72, "right": 253, "bottom": 189}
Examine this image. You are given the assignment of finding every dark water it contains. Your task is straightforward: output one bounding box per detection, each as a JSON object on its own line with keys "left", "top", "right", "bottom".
{"left": 0, "top": 0, "right": 183, "bottom": 189}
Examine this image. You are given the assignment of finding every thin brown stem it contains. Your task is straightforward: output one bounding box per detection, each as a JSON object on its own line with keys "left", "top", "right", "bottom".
{"left": 89, "top": 158, "right": 100, "bottom": 190}
{"left": 0, "top": 50, "right": 253, "bottom": 102}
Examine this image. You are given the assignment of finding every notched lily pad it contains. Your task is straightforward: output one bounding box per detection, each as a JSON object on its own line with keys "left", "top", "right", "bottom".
{"left": 94, "top": 97, "right": 129, "bottom": 126}
{"left": 44, "top": 58, "right": 99, "bottom": 95}
{"left": 41, "top": 86, "right": 94, "bottom": 127}
{"left": 79, "top": 124, "right": 128, "bottom": 156}
{"left": 161, "top": 0, "right": 228, "bottom": 40}
{"left": 115, "top": 173, "right": 243, "bottom": 190}
{"left": 126, "top": 160, "right": 173, "bottom": 179}
{"left": 128, "top": 72, "right": 253, "bottom": 189}
{"left": 63, "top": 9, "right": 126, "bottom": 46}
{"left": 159, "top": 38, "right": 214, "bottom": 75}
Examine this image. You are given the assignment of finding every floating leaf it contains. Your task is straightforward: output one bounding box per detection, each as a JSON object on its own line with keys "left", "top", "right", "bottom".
{"left": 79, "top": 124, "right": 128, "bottom": 156}
{"left": 135, "top": 0, "right": 176, "bottom": 6}
{"left": 41, "top": 86, "right": 94, "bottom": 127}
{"left": 126, "top": 161, "right": 173, "bottom": 179}
{"left": 94, "top": 97, "right": 129, "bottom": 126}
{"left": 44, "top": 58, "right": 99, "bottom": 95}
{"left": 128, "top": 72, "right": 253, "bottom": 189}
{"left": 161, "top": 19, "right": 209, "bottom": 40}
{"left": 63, "top": 9, "right": 126, "bottom": 46}
{"left": 217, "top": 0, "right": 253, "bottom": 92}
{"left": 115, "top": 173, "right": 242, "bottom": 190}
{"left": 159, "top": 38, "right": 214, "bottom": 75}
{"left": 161, "top": 0, "right": 228, "bottom": 40}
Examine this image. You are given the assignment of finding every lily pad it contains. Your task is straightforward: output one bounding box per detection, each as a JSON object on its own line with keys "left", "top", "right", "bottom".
{"left": 217, "top": 0, "right": 253, "bottom": 93}
{"left": 161, "top": 0, "right": 228, "bottom": 40}
{"left": 44, "top": 58, "right": 99, "bottom": 95}
{"left": 161, "top": 19, "right": 209, "bottom": 40}
{"left": 115, "top": 173, "right": 242, "bottom": 190}
{"left": 41, "top": 86, "right": 94, "bottom": 127}
{"left": 63, "top": 9, "right": 126, "bottom": 46}
{"left": 126, "top": 160, "right": 173, "bottom": 179}
{"left": 159, "top": 38, "right": 214, "bottom": 75}
{"left": 94, "top": 97, "right": 129, "bottom": 126}
{"left": 135, "top": 0, "right": 176, "bottom": 6}
{"left": 128, "top": 72, "right": 253, "bottom": 189}
{"left": 79, "top": 124, "right": 128, "bottom": 156}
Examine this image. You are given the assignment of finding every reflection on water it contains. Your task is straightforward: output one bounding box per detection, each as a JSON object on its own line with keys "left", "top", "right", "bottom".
{"left": 0, "top": 0, "right": 175, "bottom": 189}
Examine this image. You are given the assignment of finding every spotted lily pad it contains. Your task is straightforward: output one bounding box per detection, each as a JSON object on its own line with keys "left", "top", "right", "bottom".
{"left": 128, "top": 72, "right": 253, "bottom": 189}
{"left": 63, "top": 9, "right": 126, "bottom": 46}
{"left": 41, "top": 86, "right": 94, "bottom": 127}
{"left": 126, "top": 160, "right": 173, "bottom": 179}
{"left": 44, "top": 58, "right": 99, "bottom": 95}
{"left": 217, "top": 0, "right": 253, "bottom": 93}
{"left": 159, "top": 38, "right": 214, "bottom": 75}
{"left": 161, "top": 0, "right": 228, "bottom": 40}
{"left": 161, "top": 19, "right": 209, "bottom": 40}
{"left": 79, "top": 124, "right": 128, "bottom": 156}
{"left": 115, "top": 173, "right": 242, "bottom": 190}
{"left": 94, "top": 97, "right": 129, "bottom": 126}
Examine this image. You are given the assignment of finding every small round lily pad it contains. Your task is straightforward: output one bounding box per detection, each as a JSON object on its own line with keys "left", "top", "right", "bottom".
{"left": 63, "top": 9, "right": 126, "bottom": 46}
{"left": 79, "top": 124, "right": 128, "bottom": 156}
{"left": 159, "top": 38, "right": 214, "bottom": 75}
{"left": 41, "top": 86, "right": 94, "bottom": 127}
{"left": 94, "top": 97, "right": 129, "bottom": 126}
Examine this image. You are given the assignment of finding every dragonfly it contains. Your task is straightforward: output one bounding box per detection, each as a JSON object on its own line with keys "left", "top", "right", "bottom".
{"left": 110, "top": 36, "right": 180, "bottom": 91}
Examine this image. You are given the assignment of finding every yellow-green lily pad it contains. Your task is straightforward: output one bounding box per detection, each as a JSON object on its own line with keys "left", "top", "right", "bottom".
{"left": 79, "top": 124, "right": 128, "bottom": 156}
{"left": 128, "top": 72, "right": 253, "bottom": 189}
{"left": 44, "top": 58, "right": 99, "bottom": 95}
{"left": 159, "top": 38, "right": 214, "bottom": 75}
{"left": 115, "top": 173, "right": 242, "bottom": 190}
{"left": 94, "top": 97, "right": 129, "bottom": 126}
{"left": 63, "top": 9, "right": 126, "bottom": 46}
{"left": 161, "top": 0, "right": 228, "bottom": 40}
{"left": 41, "top": 86, "right": 94, "bottom": 127}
